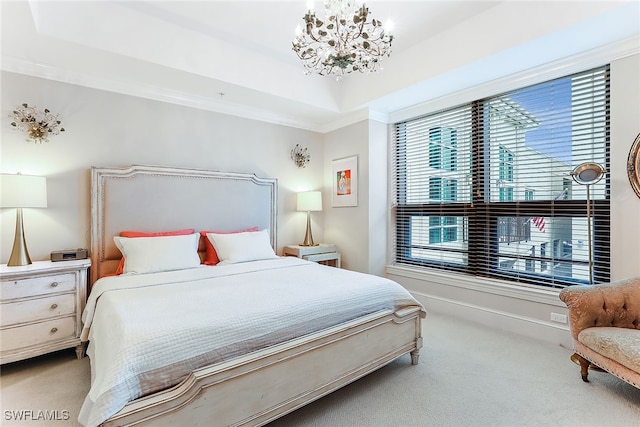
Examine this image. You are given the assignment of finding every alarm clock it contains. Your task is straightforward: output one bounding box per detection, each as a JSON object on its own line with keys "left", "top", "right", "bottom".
{"left": 51, "top": 248, "right": 88, "bottom": 262}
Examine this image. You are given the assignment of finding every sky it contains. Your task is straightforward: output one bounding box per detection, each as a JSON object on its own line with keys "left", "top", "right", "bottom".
{"left": 509, "top": 76, "right": 573, "bottom": 165}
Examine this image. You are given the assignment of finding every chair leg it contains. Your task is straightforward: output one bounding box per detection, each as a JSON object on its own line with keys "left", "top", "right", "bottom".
{"left": 570, "top": 353, "right": 590, "bottom": 382}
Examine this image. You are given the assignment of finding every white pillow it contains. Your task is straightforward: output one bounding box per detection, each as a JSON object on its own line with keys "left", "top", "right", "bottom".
{"left": 207, "top": 229, "right": 278, "bottom": 264}
{"left": 114, "top": 233, "right": 200, "bottom": 274}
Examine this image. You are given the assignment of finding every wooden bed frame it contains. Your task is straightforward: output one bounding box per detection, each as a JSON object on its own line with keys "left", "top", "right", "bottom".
{"left": 90, "top": 164, "right": 425, "bottom": 426}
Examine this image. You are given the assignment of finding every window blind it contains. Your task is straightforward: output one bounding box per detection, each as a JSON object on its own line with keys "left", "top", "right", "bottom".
{"left": 394, "top": 104, "right": 473, "bottom": 270}
{"left": 393, "top": 65, "right": 610, "bottom": 288}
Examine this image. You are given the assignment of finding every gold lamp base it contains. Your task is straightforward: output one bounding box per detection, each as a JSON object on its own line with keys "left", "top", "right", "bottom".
{"left": 300, "top": 210, "right": 319, "bottom": 247}
{"left": 7, "top": 208, "right": 33, "bottom": 266}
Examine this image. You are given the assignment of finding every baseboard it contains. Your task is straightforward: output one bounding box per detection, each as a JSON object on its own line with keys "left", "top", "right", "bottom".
{"left": 411, "top": 291, "right": 573, "bottom": 349}
{"left": 386, "top": 264, "right": 574, "bottom": 348}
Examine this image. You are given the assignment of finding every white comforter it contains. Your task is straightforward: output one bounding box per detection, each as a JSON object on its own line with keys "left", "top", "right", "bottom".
{"left": 78, "top": 257, "right": 422, "bottom": 427}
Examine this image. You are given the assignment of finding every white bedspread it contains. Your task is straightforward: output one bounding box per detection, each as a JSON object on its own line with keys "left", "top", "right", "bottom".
{"left": 78, "top": 257, "right": 423, "bottom": 427}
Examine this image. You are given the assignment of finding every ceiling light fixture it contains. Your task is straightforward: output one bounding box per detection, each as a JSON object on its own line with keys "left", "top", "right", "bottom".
{"left": 292, "top": 0, "right": 393, "bottom": 81}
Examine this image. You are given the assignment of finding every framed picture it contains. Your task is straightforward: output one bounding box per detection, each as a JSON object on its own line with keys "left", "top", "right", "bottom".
{"left": 331, "top": 155, "right": 358, "bottom": 207}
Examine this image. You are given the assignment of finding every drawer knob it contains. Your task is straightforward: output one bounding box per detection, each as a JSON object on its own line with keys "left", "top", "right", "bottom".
{"left": 50, "top": 282, "right": 59, "bottom": 288}
{"left": 50, "top": 327, "right": 58, "bottom": 334}
{"left": 50, "top": 303, "right": 58, "bottom": 309}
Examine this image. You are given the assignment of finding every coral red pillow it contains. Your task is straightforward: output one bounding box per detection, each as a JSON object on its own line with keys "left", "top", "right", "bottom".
{"left": 200, "top": 227, "right": 259, "bottom": 265}
{"left": 114, "top": 228, "right": 195, "bottom": 275}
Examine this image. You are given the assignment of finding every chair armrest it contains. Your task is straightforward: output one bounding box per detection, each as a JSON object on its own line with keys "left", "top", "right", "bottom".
{"left": 559, "top": 277, "right": 640, "bottom": 339}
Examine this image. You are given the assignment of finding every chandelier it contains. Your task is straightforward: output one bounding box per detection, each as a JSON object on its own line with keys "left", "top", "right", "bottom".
{"left": 292, "top": 0, "right": 393, "bottom": 80}
{"left": 10, "top": 103, "right": 65, "bottom": 143}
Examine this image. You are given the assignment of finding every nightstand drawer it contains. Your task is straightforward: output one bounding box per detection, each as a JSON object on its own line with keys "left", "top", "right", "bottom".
{"left": 1, "top": 316, "right": 76, "bottom": 351}
{"left": 283, "top": 244, "right": 337, "bottom": 257}
{"left": 283, "top": 244, "right": 342, "bottom": 268}
{"left": 303, "top": 252, "right": 341, "bottom": 266}
{"left": 0, "top": 273, "right": 76, "bottom": 300}
{"left": 1, "top": 294, "right": 76, "bottom": 325}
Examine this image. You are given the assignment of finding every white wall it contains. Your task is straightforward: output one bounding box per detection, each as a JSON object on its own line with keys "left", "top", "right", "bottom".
{"left": 610, "top": 54, "right": 640, "bottom": 280}
{"left": 322, "top": 120, "right": 369, "bottom": 273}
{"left": 321, "top": 119, "right": 389, "bottom": 276}
{"left": 0, "top": 72, "right": 325, "bottom": 264}
{"left": 367, "top": 120, "right": 389, "bottom": 276}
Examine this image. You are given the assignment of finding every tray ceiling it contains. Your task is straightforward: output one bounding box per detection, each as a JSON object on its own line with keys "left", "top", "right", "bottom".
{"left": 1, "top": 1, "right": 638, "bottom": 132}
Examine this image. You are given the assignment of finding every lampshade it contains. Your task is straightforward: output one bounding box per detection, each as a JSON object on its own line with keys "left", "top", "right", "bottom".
{"left": 297, "top": 191, "right": 322, "bottom": 212}
{"left": 1, "top": 174, "right": 48, "bottom": 208}
{"left": 571, "top": 162, "right": 605, "bottom": 186}
{"left": 1, "top": 173, "right": 47, "bottom": 266}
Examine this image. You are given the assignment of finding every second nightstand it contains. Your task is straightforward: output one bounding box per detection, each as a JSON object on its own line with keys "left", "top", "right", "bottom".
{"left": 283, "top": 244, "right": 341, "bottom": 268}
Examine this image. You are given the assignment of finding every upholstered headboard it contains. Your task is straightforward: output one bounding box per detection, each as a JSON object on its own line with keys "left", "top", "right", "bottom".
{"left": 90, "top": 164, "right": 277, "bottom": 284}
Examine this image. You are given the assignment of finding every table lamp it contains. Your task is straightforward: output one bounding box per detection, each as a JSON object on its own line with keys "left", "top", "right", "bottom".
{"left": 1, "top": 173, "right": 48, "bottom": 266}
{"left": 297, "top": 191, "right": 322, "bottom": 246}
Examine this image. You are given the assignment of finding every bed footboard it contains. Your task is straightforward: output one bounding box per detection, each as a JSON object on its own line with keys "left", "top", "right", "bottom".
{"left": 101, "top": 306, "right": 424, "bottom": 427}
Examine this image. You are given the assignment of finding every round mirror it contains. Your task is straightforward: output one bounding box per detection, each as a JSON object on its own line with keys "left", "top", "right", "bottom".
{"left": 628, "top": 133, "right": 640, "bottom": 198}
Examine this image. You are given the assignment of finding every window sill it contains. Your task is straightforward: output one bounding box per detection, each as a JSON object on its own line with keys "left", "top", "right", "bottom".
{"left": 385, "top": 264, "right": 566, "bottom": 307}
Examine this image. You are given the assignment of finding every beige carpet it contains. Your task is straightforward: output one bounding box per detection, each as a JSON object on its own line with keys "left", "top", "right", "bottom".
{"left": 1, "top": 313, "right": 639, "bottom": 427}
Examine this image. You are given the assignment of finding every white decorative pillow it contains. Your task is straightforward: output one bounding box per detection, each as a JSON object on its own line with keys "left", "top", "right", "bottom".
{"left": 114, "top": 233, "right": 200, "bottom": 274}
{"left": 207, "top": 229, "right": 278, "bottom": 264}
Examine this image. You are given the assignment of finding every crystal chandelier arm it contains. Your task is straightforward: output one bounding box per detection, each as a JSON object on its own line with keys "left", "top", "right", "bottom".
{"left": 11, "top": 105, "right": 36, "bottom": 126}
{"left": 353, "top": 5, "right": 368, "bottom": 39}
{"left": 303, "top": 12, "right": 326, "bottom": 44}
{"left": 333, "top": 16, "right": 348, "bottom": 52}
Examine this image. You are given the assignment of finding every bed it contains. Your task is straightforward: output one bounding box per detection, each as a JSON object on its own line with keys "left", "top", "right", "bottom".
{"left": 82, "top": 164, "right": 426, "bottom": 427}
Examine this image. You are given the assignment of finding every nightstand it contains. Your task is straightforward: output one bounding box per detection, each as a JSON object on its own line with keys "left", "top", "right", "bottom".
{"left": 0, "top": 259, "right": 91, "bottom": 364}
{"left": 283, "top": 244, "right": 341, "bottom": 268}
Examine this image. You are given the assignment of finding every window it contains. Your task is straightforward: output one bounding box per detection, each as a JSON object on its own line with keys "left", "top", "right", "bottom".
{"left": 499, "top": 187, "right": 513, "bottom": 202}
{"left": 526, "top": 246, "right": 535, "bottom": 272}
{"left": 393, "top": 66, "right": 610, "bottom": 288}
{"left": 429, "top": 177, "right": 457, "bottom": 202}
{"left": 562, "top": 178, "right": 571, "bottom": 200}
{"left": 498, "top": 217, "right": 530, "bottom": 244}
{"left": 499, "top": 145, "right": 514, "bottom": 182}
{"left": 429, "top": 127, "right": 457, "bottom": 171}
{"left": 497, "top": 146, "right": 515, "bottom": 202}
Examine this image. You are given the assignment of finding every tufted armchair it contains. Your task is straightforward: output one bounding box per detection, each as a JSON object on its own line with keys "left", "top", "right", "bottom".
{"left": 559, "top": 277, "right": 640, "bottom": 388}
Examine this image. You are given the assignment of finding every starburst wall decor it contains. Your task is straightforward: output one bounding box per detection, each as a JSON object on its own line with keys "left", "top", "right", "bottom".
{"left": 291, "top": 144, "right": 311, "bottom": 168}
{"left": 10, "top": 103, "right": 65, "bottom": 143}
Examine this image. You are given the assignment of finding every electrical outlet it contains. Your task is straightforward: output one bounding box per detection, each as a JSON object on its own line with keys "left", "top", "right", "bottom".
{"left": 551, "top": 312, "right": 567, "bottom": 324}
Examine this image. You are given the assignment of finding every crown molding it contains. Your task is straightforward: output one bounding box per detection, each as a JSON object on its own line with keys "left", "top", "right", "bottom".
{"left": 3, "top": 36, "right": 637, "bottom": 135}
{"left": 1, "top": 56, "right": 328, "bottom": 133}
{"left": 388, "top": 36, "right": 640, "bottom": 124}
